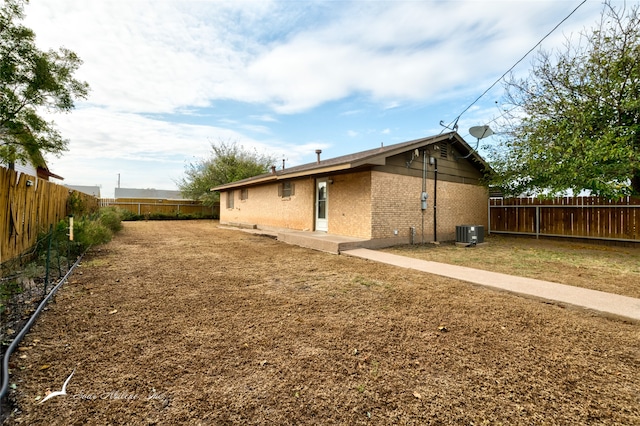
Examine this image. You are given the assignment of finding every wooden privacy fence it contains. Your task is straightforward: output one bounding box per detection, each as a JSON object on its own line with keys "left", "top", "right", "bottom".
{"left": 100, "top": 198, "right": 218, "bottom": 218}
{"left": 0, "top": 166, "right": 99, "bottom": 264}
{"left": 489, "top": 196, "right": 640, "bottom": 242}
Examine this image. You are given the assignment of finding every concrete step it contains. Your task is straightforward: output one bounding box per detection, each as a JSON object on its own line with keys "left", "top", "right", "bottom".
{"left": 278, "top": 231, "right": 369, "bottom": 254}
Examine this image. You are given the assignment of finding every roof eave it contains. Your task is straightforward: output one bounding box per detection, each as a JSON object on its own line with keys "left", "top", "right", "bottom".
{"left": 350, "top": 133, "right": 454, "bottom": 168}
{"left": 211, "top": 174, "right": 277, "bottom": 191}
{"left": 211, "top": 132, "right": 491, "bottom": 191}
{"left": 37, "top": 167, "right": 64, "bottom": 181}
{"left": 448, "top": 133, "right": 492, "bottom": 173}
{"left": 278, "top": 163, "right": 353, "bottom": 179}
{"left": 211, "top": 163, "right": 354, "bottom": 191}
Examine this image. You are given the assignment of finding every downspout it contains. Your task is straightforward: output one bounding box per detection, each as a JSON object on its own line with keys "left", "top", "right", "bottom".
{"left": 421, "top": 149, "right": 427, "bottom": 244}
{"left": 433, "top": 157, "right": 438, "bottom": 242}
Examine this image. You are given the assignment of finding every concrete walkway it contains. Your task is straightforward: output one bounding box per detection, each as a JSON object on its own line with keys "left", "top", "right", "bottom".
{"left": 342, "top": 248, "right": 640, "bottom": 323}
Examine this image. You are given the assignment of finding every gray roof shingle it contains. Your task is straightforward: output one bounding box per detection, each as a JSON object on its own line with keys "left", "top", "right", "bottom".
{"left": 212, "top": 132, "right": 488, "bottom": 191}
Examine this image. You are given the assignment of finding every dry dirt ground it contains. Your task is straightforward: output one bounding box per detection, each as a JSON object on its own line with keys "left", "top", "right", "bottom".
{"left": 4, "top": 221, "right": 640, "bottom": 425}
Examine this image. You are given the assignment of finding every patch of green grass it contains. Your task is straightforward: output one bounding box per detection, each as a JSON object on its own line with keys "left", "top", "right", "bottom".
{"left": 352, "top": 275, "right": 386, "bottom": 288}
{"left": 370, "top": 361, "right": 379, "bottom": 377}
{"left": 353, "top": 276, "right": 376, "bottom": 287}
{"left": 82, "top": 259, "right": 108, "bottom": 267}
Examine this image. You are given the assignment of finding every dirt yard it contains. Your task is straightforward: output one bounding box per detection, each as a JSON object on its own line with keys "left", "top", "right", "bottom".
{"left": 4, "top": 221, "right": 640, "bottom": 425}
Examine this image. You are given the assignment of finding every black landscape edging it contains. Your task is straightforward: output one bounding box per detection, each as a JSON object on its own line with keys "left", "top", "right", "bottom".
{"left": 0, "top": 251, "right": 85, "bottom": 411}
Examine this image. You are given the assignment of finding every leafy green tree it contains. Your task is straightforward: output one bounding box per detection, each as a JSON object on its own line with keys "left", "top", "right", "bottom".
{"left": 487, "top": 1, "right": 640, "bottom": 198}
{"left": 0, "top": 0, "right": 89, "bottom": 167}
{"left": 178, "top": 140, "right": 276, "bottom": 206}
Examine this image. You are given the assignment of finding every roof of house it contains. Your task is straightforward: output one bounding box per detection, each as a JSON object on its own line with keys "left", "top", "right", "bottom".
{"left": 1, "top": 153, "right": 64, "bottom": 181}
{"left": 37, "top": 167, "right": 64, "bottom": 181}
{"left": 66, "top": 185, "right": 101, "bottom": 197}
{"left": 30, "top": 150, "right": 64, "bottom": 180}
{"left": 114, "top": 188, "right": 186, "bottom": 199}
{"left": 212, "top": 132, "right": 490, "bottom": 191}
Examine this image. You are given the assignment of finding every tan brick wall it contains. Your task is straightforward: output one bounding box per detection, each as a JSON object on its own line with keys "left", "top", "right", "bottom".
{"left": 371, "top": 171, "right": 428, "bottom": 240}
{"left": 435, "top": 179, "right": 488, "bottom": 240}
{"left": 220, "top": 170, "right": 488, "bottom": 243}
{"left": 326, "top": 171, "right": 372, "bottom": 238}
{"left": 370, "top": 171, "right": 488, "bottom": 241}
{"left": 219, "top": 177, "right": 315, "bottom": 231}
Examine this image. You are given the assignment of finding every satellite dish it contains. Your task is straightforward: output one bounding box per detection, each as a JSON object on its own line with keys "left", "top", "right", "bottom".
{"left": 469, "top": 125, "right": 494, "bottom": 140}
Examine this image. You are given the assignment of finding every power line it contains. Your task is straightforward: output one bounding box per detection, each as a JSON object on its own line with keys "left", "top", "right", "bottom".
{"left": 441, "top": 0, "right": 588, "bottom": 133}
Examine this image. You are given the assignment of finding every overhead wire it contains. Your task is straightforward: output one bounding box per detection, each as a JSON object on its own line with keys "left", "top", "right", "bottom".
{"left": 440, "top": 0, "right": 588, "bottom": 133}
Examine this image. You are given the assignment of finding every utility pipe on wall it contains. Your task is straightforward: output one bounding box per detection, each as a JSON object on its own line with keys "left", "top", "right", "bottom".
{"left": 433, "top": 157, "right": 438, "bottom": 242}
{"left": 421, "top": 149, "right": 427, "bottom": 244}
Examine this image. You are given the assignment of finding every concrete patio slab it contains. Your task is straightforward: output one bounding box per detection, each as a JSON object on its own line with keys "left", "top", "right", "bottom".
{"left": 219, "top": 225, "right": 370, "bottom": 253}
{"left": 277, "top": 230, "right": 368, "bottom": 253}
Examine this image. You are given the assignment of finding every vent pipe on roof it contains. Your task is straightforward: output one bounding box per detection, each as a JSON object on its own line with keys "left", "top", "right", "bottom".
{"left": 282, "top": 158, "right": 285, "bottom": 170}
{"left": 315, "top": 149, "right": 322, "bottom": 164}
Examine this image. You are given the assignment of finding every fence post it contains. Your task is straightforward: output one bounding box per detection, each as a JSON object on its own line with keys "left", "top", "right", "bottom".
{"left": 67, "top": 235, "right": 71, "bottom": 272}
{"left": 44, "top": 225, "right": 53, "bottom": 294}
{"left": 535, "top": 205, "right": 540, "bottom": 239}
{"left": 55, "top": 233, "right": 62, "bottom": 278}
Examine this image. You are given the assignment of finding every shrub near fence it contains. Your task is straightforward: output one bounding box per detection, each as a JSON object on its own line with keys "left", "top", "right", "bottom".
{"left": 489, "top": 196, "right": 640, "bottom": 242}
{"left": 0, "top": 166, "right": 99, "bottom": 265}
{"left": 101, "top": 198, "right": 219, "bottom": 218}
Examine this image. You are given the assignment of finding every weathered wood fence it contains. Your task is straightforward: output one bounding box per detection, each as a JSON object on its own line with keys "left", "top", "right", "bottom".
{"left": 100, "top": 198, "right": 218, "bottom": 218}
{"left": 489, "top": 196, "right": 640, "bottom": 242}
{"left": 1, "top": 166, "right": 99, "bottom": 264}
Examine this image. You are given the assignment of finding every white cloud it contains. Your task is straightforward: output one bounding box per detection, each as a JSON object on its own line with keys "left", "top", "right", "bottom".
{"left": 25, "top": 0, "right": 277, "bottom": 114}
{"left": 42, "top": 107, "right": 293, "bottom": 196}
{"left": 241, "top": 124, "right": 272, "bottom": 134}
{"left": 250, "top": 114, "right": 279, "bottom": 123}
{"left": 25, "top": 0, "right": 604, "bottom": 116}
{"left": 20, "top": 0, "right": 611, "bottom": 194}
{"left": 248, "top": 1, "right": 600, "bottom": 113}
{"left": 46, "top": 108, "right": 225, "bottom": 160}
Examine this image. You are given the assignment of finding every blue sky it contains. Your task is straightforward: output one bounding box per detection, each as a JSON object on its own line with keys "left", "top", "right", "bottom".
{"left": 23, "top": 0, "right": 612, "bottom": 197}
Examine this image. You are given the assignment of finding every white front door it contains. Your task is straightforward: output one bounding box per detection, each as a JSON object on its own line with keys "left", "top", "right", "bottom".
{"left": 316, "top": 180, "right": 328, "bottom": 232}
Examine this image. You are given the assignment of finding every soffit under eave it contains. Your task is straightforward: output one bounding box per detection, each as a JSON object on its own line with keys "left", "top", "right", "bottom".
{"left": 211, "top": 164, "right": 353, "bottom": 191}
{"left": 213, "top": 163, "right": 363, "bottom": 191}
{"left": 448, "top": 133, "right": 492, "bottom": 173}
{"left": 350, "top": 136, "right": 451, "bottom": 168}
{"left": 277, "top": 163, "right": 353, "bottom": 179}
{"left": 211, "top": 175, "right": 277, "bottom": 191}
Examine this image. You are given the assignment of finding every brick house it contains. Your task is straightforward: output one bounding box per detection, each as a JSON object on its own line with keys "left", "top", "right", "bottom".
{"left": 213, "top": 132, "right": 490, "bottom": 248}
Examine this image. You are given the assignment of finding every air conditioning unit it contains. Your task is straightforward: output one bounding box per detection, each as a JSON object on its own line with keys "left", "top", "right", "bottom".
{"left": 455, "top": 225, "right": 485, "bottom": 244}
